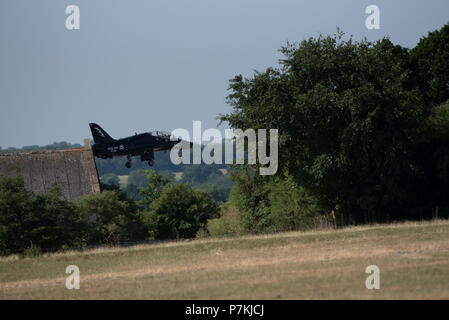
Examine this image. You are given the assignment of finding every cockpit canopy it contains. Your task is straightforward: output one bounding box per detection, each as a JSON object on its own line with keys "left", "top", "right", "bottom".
{"left": 149, "top": 130, "right": 174, "bottom": 139}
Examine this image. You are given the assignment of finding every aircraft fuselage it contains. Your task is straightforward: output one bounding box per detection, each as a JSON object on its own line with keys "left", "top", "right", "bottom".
{"left": 89, "top": 123, "right": 184, "bottom": 168}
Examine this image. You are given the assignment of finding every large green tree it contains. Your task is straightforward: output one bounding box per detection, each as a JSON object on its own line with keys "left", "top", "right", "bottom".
{"left": 220, "top": 28, "right": 449, "bottom": 223}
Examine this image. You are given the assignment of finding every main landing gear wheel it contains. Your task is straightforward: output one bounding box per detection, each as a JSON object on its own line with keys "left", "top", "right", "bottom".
{"left": 125, "top": 155, "right": 132, "bottom": 168}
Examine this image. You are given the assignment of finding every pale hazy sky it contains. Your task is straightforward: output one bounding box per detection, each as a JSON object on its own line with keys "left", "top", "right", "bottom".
{"left": 1, "top": 0, "right": 448, "bottom": 148}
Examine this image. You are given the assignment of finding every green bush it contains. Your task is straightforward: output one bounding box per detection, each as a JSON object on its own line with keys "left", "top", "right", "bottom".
{"left": 20, "top": 242, "right": 43, "bottom": 259}
{"left": 30, "top": 184, "right": 86, "bottom": 250}
{"left": 77, "top": 190, "right": 148, "bottom": 244}
{"left": 228, "top": 168, "right": 272, "bottom": 232}
{"left": 226, "top": 170, "right": 324, "bottom": 234}
{"left": 206, "top": 203, "right": 244, "bottom": 237}
{"left": 150, "top": 184, "right": 219, "bottom": 240}
{"left": 138, "top": 170, "right": 172, "bottom": 211}
{"left": 266, "top": 176, "right": 322, "bottom": 232}
{"left": 0, "top": 176, "right": 85, "bottom": 255}
{"left": 0, "top": 175, "right": 35, "bottom": 255}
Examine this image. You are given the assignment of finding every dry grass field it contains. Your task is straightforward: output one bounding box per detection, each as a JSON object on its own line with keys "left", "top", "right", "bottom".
{"left": 1, "top": 219, "right": 449, "bottom": 299}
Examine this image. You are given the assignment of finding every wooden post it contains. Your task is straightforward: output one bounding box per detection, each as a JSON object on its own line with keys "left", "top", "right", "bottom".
{"left": 331, "top": 210, "right": 337, "bottom": 228}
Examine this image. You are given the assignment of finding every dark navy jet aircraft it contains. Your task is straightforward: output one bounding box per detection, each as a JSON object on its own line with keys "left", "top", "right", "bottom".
{"left": 89, "top": 123, "right": 188, "bottom": 168}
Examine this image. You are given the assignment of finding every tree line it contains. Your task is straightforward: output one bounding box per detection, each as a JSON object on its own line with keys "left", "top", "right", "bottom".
{"left": 0, "top": 141, "right": 82, "bottom": 153}
{"left": 101, "top": 164, "right": 234, "bottom": 203}
{"left": 0, "top": 172, "right": 218, "bottom": 255}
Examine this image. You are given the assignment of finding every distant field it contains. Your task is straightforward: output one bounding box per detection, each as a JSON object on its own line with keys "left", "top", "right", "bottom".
{"left": 173, "top": 172, "right": 183, "bottom": 181}
{"left": 117, "top": 175, "right": 128, "bottom": 187}
{"left": 1, "top": 220, "right": 449, "bottom": 299}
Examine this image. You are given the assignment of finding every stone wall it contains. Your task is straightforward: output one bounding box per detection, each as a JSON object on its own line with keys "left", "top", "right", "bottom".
{"left": 0, "top": 148, "right": 100, "bottom": 202}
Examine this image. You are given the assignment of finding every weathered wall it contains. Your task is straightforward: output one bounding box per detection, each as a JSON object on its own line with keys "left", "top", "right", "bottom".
{"left": 0, "top": 148, "right": 100, "bottom": 202}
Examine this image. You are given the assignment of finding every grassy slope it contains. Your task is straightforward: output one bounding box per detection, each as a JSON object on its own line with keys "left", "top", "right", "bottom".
{"left": 1, "top": 220, "right": 449, "bottom": 299}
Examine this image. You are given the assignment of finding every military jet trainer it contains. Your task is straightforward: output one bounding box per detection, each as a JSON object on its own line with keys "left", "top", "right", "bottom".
{"left": 89, "top": 123, "right": 189, "bottom": 168}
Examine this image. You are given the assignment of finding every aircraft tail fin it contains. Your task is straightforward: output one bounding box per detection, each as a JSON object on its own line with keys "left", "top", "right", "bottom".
{"left": 89, "top": 123, "right": 115, "bottom": 144}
